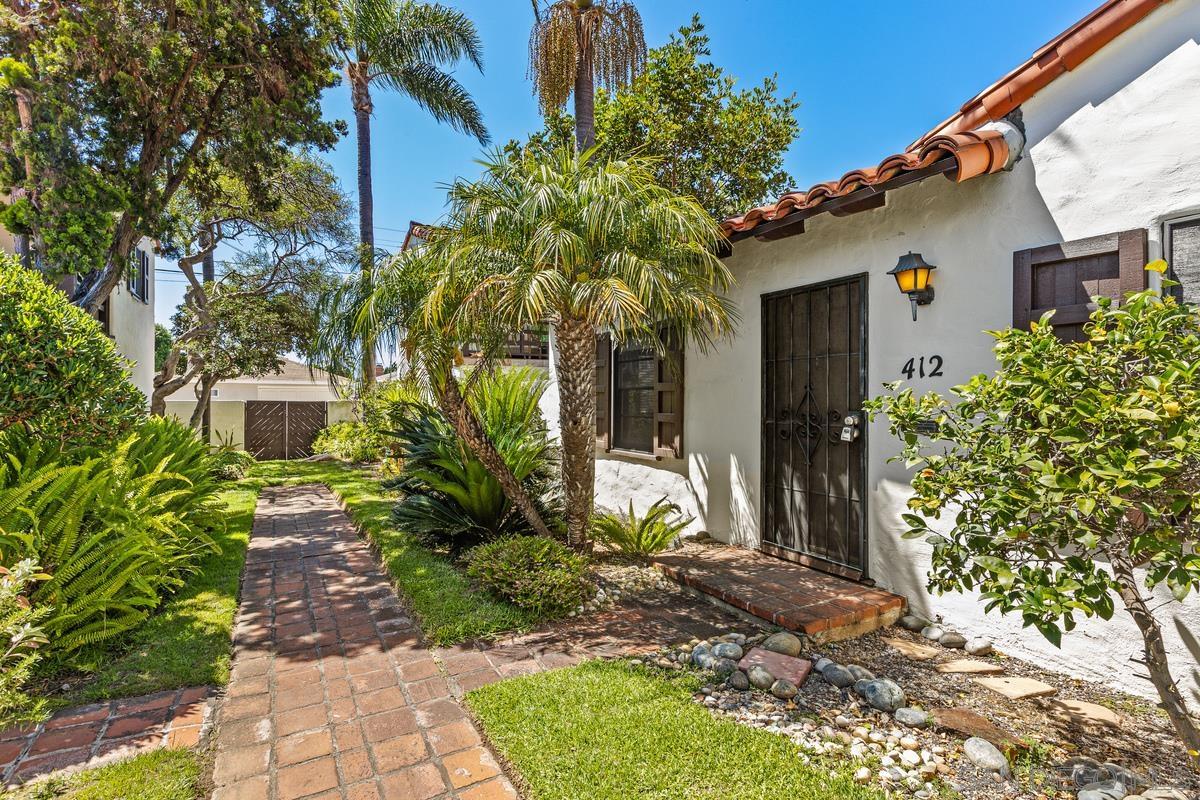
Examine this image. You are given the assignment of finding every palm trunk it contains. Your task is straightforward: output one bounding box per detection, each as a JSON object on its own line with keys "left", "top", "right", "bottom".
{"left": 573, "top": 43, "right": 595, "bottom": 151}
{"left": 437, "top": 373, "right": 555, "bottom": 539}
{"left": 553, "top": 317, "right": 596, "bottom": 550}
{"left": 1107, "top": 543, "right": 1200, "bottom": 760}
{"left": 352, "top": 68, "right": 377, "bottom": 388}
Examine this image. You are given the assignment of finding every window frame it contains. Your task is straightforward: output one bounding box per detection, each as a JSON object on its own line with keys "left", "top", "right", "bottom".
{"left": 1163, "top": 212, "right": 1200, "bottom": 304}
{"left": 610, "top": 341, "right": 657, "bottom": 455}
{"left": 128, "top": 249, "right": 150, "bottom": 303}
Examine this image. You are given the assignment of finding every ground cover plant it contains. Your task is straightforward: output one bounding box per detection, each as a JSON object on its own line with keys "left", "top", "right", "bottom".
{"left": 867, "top": 275, "right": 1200, "bottom": 757}
{"left": 248, "top": 460, "right": 540, "bottom": 645}
{"left": 592, "top": 497, "right": 692, "bottom": 556}
{"left": 466, "top": 535, "right": 591, "bottom": 617}
{"left": 4, "top": 748, "right": 204, "bottom": 800}
{"left": 466, "top": 659, "right": 887, "bottom": 800}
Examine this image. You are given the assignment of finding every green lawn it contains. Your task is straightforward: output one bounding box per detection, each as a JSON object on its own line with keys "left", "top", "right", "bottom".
{"left": 247, "top": 460, "right": 540, "bottom": 645}
{"left": 467, "top": 660, "right": 888, "bottom": 800}
{"left": 42, "top": 484, "right": 258, "bottom": 707}
{"left": 5, "top": 749, "right": 205, "bottom": 800}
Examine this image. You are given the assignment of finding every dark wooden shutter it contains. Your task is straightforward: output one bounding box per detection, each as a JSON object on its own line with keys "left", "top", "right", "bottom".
{"left": 1013, "top": 229, "right": 1147, "bottom": 342}
{"left": 595, "top": 332, "right": 612, "bottom": 450}
{"left": 653, "top": 337, "right": 684, "bottom": 459}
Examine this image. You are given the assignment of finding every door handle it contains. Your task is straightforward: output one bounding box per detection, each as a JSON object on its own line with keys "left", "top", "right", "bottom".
{"left": 838, "top": 413, "right": 861, "bottom": 443}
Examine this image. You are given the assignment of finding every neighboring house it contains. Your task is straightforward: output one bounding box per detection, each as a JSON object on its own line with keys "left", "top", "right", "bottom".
{"left": 0, "top": 229, "right": 157, "bottom": 403}
{"left": 548, "top": 0, "right": 1200, "bottom": 704}
{"left": 165, "top": 358, "right": 353, "bottom": 458}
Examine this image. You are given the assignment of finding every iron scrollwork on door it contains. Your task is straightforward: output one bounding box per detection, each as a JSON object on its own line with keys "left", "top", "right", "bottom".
{"left": 777, "top": 386, "right": 841, "bottom": 464}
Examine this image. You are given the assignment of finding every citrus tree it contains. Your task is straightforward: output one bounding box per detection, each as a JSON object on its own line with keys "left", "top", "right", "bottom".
{"left": 866, "top": 268, "right": 1200, "bottom": 757}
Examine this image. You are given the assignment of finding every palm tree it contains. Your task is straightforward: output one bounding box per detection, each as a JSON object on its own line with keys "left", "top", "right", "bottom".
{"left": 416, "top": 148, "right": 736, "bottom": 549}
{"left": 528, "top": 0, "right": 646, "bottom": 150}
{"left": 336, "top": 0, "right": 489, "bottom": 387}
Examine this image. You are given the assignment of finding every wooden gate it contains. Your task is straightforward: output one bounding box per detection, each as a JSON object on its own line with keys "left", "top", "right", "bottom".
{"left": 245, "top": 401, "right": 328, "bottom": 460}
{"left": 761, "top": 275, "right": 868, "bottom": 578}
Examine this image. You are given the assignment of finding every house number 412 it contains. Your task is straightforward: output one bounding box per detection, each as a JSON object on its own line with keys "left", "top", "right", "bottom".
{"left": 901, "top": 355, "right": 944, "bottom": 380}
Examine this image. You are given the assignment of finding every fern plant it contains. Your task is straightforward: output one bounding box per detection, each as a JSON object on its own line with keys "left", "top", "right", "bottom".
{"left": 591, "top": 497, "right": 693, "bottom": 556}
{"left": 0, "top": 417, "right": 223, "bottom": 652}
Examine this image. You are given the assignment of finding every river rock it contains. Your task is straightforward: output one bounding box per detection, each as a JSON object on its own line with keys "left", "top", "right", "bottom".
{"left": 821, "top": 663, "right": 856, "bottom": 689}
{"left": 748, "top": 665, "right": 775, "bottom": 690}
{"left": 727, "top": 669, "right": 750, "bottom": 690}
{"left": 1102, "top": 763, "right": 1144, "bottom": 791}
{"left": 1059, "top": 757, "right": 1109, "bottom": 787}
{"left": 921, "top": 625, "right": 945, "bottom": 642}
{"left": 853, "top": 679, "right": 870, "bottom": 697}
{"left": 770, "top": 678, "right": 798, "bottom": 700}
{"left": 1142, "top": 790, "right": 1191, "bottom": 799}
{"left": 712, "top": 642, "right": 744, "bottom": 660}
{"left": 965, "top": 637, "right": 994, "bottom": 656}
{"left": 761, "top": 631, "right": 804, "bottom": 657}
{"left": 813, "top": 657, "right": 833, "bottom": 673}
{"left": 1078, "top": 779, "right": 1130, "bottom": 800}
{"left": 846, "top": 664, "right": 874, "bottom": 681}
{"left": 894, "top": 707, "right": 929, "bottom": 728}
{"left": 939, "top": 631, "right": 967, "bottom": 649}
{"left": 963, "top": 737, "right": 1010, "bottom": 777}
{"left": 691, "top": 642, "right": 713, "bottom": 668}
{"left": 898, "top": 614, "right": 929, "bottom": 632}
{"left": 711, "top": 657, "right": 737, "bottom": 679}
{"left": 862, "top": 678, "right": 906, "bottom": 712}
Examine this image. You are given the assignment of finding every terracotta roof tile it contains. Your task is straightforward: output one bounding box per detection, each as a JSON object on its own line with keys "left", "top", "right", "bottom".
{"left": 724, "top": 0, "right": 1171, "bottom": 239}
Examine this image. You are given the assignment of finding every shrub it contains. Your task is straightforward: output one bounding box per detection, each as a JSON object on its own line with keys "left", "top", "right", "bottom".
{"left": 466, "top": 535, "right": 592, "bottom": 618}
{"left": 0, "top": 559, "right": 50, "bottom": 725}
{"left": 0, "top": 254, "right": 144, "bottom": 449}
{"left": 386, "top": 368, "right": 561, "bottom": 551}
{"left": 313, "top": 420, "right": 389, "bottom": 463}
{"left": 592, "top": 498, "right": 692, "bottom": 556}
{"left": 211, "top": 439, "right": 255, "bottom": 481}
{"left": 0, "top": 417, "right": 222, "bottom": 652}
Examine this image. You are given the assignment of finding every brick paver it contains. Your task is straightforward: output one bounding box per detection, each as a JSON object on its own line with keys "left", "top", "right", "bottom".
{"left": 653, "top": 543, "right": 907, "bottom": 638}
{"left": 211, "top": 485, "right": 520, "bottom": 800}
{"left": 0, "top": 686, "right": 213, "bottom": 786}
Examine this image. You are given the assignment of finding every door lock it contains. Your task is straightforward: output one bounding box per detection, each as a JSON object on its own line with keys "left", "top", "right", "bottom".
{"left": 839, "top": 413, "right": 861, "bottom": 443}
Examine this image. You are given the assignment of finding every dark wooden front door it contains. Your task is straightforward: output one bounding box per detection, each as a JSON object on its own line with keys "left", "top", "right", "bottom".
{"left": 762, "top": 275, "right": 867, "bottom": 577}
{"left": 245, "top": 401, "right": 328, "bottom": 460}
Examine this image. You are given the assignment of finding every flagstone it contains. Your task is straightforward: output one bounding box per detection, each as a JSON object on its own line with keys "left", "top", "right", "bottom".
{"left": 973, "top": 675, "right": 1058, "bottom": 700}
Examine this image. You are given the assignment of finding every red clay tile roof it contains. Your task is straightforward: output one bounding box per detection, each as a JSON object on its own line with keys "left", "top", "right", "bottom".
{"left": 723, "top": 0, "right": 1171, "bottom": 239}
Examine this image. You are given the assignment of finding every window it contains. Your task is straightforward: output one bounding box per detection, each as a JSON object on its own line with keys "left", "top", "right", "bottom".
{"left": 612, "top": 344, "right": 656, "bottom": 452}
{"left": 211, "top": 388, "right": 220, "bottom": 398}
{"left": 96, "top": 298, "right": 112, "bottom": 337}
{"left": 128, "top": 249, "right": 149, "bottom": 303}
{"left": 1165, "top": 215, "right": 1200, "bottom": 304}
{"left": 594, "top": 333, "right": 684, "bottom": 458}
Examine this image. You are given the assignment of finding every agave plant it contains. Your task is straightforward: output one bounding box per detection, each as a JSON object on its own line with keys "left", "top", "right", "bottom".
{"left": 591, "top": 497, "right": 692, "bottom": 557}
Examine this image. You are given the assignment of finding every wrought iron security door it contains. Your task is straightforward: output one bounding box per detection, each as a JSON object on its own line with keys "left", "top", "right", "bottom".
{"left": 762, "top": 275, "right": 867, "bottom": 577}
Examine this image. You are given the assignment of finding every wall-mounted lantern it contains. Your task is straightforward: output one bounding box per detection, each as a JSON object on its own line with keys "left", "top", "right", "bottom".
{"left": 888, "top": 251, "right": 937, "bottom": 321}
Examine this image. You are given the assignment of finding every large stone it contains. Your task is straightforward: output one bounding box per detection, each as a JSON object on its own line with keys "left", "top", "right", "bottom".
{"left": 712, "top": 642, "right": 744, "bottom": 661}
{"left": 1042, "top": 698, "right": 1122, "bottom": 730}
{"left": 921, "top": 625, "right": 945, "bottom": 642}
{"left": 939, "top": 631, "right": 967, "bottom": 649}
{"left": 930, "top": 708, "right": 1020, "bottom": 753}
{"left": 852, "top": 679, "right": 870, "bottom": 697}
{"left": 964, "top": 737, "right": 1010, "bottom": 777}
{"left": 846, "top": 664, "right": 874, "bottom": 681}
{"left": 747, "top": 665, "right": 775, "bottom": 691}
{"left": 1102, "top": 763, "right": 1144, "bottom": 791}
{"left": 935, "top": 659, "right": 1005, "bottom": 675}
{"left": 727, "top": 670, "right": 750, "bottom": 691}
{"left": 862, "top": 678, "right": 906, "bottom": 712}
{"left": 711, "top": 657, "right": 738, "bottom": 679}
{"left": 1058, "top": 756, "right": 1109, "bottom": 787}
{"left": 897, "top": 614, "right": 929, "bottom": 632}
{"left": 737, "top": 649, "right": 812, "bottom": 688}
{"left": 760, "top": 631, "right": 804, "bottom": 657}
{"left": 1078, "top": 779, "right": 1130, "bottom": 800}
{"left": 973, "top": 675, "right": 1058, "bottom": 700}
{"left": 883, "top": 637, "right": 940, "bottom": 661}
{"left": 770, "top": 679, "right": 798, "bottom": 700}
{"left": 894, "top": 707, "right": 929, "bottom": 728}
{"left": 821, "top": 663, "right": 856, "bottom": 689}
{"left": 965, "top": 637, "right": 994, "bottom": 656}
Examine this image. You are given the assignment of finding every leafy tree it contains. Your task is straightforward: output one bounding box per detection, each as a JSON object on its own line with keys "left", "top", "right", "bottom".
{"left": 0, "top": 0, "right": 342, "bottom": 311}
{"left": 172, "top": 262, "right": 326, "bottom": 428}
{"left": 154, "top": 325, "right": 174, "bottom": 373}
{"left": 528, "top": 0, "right": 645, "bottom": 150}
{"left": 406, "top": 148, "right": 735, "bottom": 549}
{"left": 594, "top": 16, "right": 799, "bottom": 220}
{"left": 150, "top": 153, "right": 352, "bottom": 415}
{"left": 334, "top": 0, "right": 488, "bottom": 387}
{"left": 866, "top": 269, "right": 1200, "bottom": 758}
{"left": 0, "top": 254, "right": 143, "bottom": 449}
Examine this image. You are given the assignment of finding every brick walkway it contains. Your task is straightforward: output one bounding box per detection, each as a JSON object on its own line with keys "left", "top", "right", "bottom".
{"left": 0, "top": 686, "right": 211, "bottom": 786}
{"left": 212, "top": 485, "right": 518, "bottom": 800}
{"left": 654, "top": 544, "right": 906, "bottom": 639}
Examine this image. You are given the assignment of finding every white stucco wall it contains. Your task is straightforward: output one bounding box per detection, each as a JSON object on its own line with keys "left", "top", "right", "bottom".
{"left": 166, "top": 379, "right": 342, "bottom": 403}
{"left": 108, "top": 238, "right": 156, "bottom": 405}
{"left": 542, "top": 1, "right": 1200, "bottom": 706}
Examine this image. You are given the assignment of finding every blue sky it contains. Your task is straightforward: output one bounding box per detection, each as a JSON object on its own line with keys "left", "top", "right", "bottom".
{"left": 155, "top": 0, "right": 1099, "bottom": 323}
